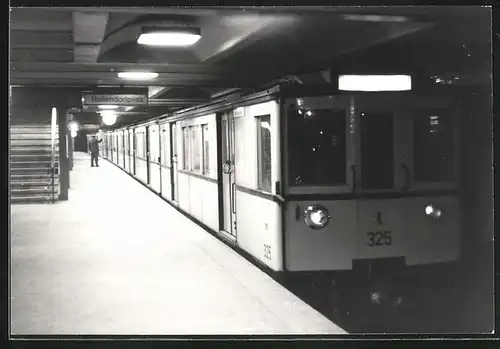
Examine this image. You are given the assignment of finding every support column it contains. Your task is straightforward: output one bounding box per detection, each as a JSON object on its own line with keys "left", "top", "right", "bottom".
{"left": 68, "top": 113, "right": 74, "bottom": 171}
{"left": 58, "top": 108, "right": 69, "bottom": 200}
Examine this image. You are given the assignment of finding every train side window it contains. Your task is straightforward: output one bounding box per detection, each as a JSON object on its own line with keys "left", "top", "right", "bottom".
{"left": 256, "top": 114, "right": 272, "bottom": 192}
{"left": 183, "top": 127, "right": 191, "bottom": 170}
{"left": 288, "top": 107, "right": 346, "bottom": 186}
{"left": 191, "top": 126, "right": 201, "bottom": 173}
{"left": 202, "top": 124, "right": 210, "bottom": 175}
{"left": 414, "top": 111, "right": 455, "bottom": 183}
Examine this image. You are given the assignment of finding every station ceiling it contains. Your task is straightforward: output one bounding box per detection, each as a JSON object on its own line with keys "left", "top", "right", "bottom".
{"left": 9, "top": 6, "right": 491, "bottom": 120}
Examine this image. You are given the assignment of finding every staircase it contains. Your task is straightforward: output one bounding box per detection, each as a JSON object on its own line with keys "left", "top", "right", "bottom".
{"left": 10, "top": 124, "right": 60, "bottom": 204}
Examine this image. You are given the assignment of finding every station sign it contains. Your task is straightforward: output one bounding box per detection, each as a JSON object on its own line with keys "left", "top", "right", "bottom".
{"left": 81, "top": 87, "right": 149, "bottom": 107}
{"left": 82, "top": 93, "right": 148, "bottom": 106}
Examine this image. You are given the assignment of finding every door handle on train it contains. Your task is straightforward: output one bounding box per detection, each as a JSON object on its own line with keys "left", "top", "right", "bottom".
{"left": 350, "top": 165, "right": 356, "bottom": 192}
{"left": 402, "top": 164, "right": 410, "bottom": 190}
{"left": 231, "top": 183, "right": 236, "bottom": 214}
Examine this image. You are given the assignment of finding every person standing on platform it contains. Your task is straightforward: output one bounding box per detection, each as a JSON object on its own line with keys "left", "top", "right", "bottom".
{"left": 89, "top": 135, "right": 103, "bottom": 167}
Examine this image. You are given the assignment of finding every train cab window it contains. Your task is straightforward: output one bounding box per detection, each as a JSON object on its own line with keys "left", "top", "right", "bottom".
{"left": 257, "top": 115, "right": 272, "bottom": 192}
{"left": 183, "top": 127, "right": 191, "bottom": 170}
{"left": 360, "top": 112, "right": 394, "bottom": 190}
{"left": 414, "top": 111, "right": 455, "bottom": 182}
{"left": 288, "top": 106, "right": 346, "bottom": 186}
{"left": 202, "top": 124, "right": 210, "bottom": 175}
{"left": 191, "top": 126, "right": 201, "bottom": 172}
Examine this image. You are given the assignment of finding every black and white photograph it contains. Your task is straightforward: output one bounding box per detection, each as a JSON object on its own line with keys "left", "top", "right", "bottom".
{"left": 8, "top": 5, "right": 494, "bottom": 338}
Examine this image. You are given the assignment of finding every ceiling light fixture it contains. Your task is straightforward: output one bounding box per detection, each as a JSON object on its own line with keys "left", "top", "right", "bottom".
{"left": 98, "top": 105, "right": 119, "bottom": 109}
{"left": 342, "top": 14, "right": 408, "bottom": 22}
{"left": 101, "top": 111, "right": 117, "bottom": 126}
{"left": 137, "top": 27, "right": 201, "bottom": 47}
{"left": 118, "top": 72, "right": 158, "bottom": 80}
{"left": 338, "top": 74, "right": 412, "bottom": 92}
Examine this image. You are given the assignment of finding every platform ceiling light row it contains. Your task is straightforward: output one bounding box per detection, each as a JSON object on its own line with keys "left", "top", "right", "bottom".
{"left": 118, "top": 71, "right": 158, "bottom": 80}
{"left": 116, "top": 28, "right": 201, "bottom": 79}
{"left": 137, "top": 27, "right": 202, "bottom": 47}
{"left": 338, "top": 75, "right": 412, "bottom": 91}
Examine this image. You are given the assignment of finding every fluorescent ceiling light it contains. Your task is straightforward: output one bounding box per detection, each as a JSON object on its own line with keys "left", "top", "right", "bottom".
{"left": 98, "top": 105, "right": 118, "bottom": 109}
{"left": 342, "top": 14, "right": 408, "bottom": 22}
{"left": 338, "top": 75, "right": 412, "bottom": 92}
{"left": 99, "top": 110, "right": 116, "bottom": 116}
{"left": 118, "top": 72, "right": 158, "bottom": 80}
{"left": 137, "top": 30, "right": 201, "bottom": 47}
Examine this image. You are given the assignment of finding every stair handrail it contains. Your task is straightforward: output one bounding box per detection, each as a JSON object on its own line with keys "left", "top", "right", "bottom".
{"left": 50, "top": 108, "right": 57, "bottom": 204}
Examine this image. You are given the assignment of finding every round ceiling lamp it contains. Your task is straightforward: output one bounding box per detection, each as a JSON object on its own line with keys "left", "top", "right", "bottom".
{"left": 101, "top": 111, "right": 117, "bottom": 126}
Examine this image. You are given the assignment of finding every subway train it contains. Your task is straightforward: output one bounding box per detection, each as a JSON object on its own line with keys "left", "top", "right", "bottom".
{"left": 97, "top": 84, "right": 461, "bottom": 307}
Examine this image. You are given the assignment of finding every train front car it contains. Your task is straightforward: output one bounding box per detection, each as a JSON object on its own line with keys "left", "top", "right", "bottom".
{"left": 282, "top": 92, "right": 460, "bottom": 308}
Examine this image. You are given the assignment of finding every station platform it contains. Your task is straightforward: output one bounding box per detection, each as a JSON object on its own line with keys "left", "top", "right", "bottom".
{"left": 10, "top": 152, "right": 346, "bottom": 336}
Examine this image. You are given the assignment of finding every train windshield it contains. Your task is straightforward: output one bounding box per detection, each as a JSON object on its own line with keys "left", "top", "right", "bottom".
{"left": 287, "top": 102, "right": 347, "bottom": 186}
{"left": 414, "top": 110, "right": 455, "bottom": 183}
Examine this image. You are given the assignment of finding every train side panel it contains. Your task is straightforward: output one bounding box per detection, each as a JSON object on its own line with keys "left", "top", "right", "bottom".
{"left": 233, "top": 101, "right": 283, "bottom": 271}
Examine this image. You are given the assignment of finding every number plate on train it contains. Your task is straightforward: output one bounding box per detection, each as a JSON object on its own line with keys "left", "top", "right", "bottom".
{"left": 367, "top": 231, "right": 392, "bottom": 247}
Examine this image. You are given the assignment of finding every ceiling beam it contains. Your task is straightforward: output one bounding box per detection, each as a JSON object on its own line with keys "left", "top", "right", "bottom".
{"left": 9, "top": 78, "right": 250, "bottom": 88}
{"left": 10, "top": 30, "right": 74, "bottom": 48}
{"left": 148, "top": 86, "right": 169, "bottom": 98}
{"left": 10, "top": 71, "right": 229, "bottom": 81}
{"left": 10, "top": 49, "right": 74, "bottom": 62}
{"left": 72, "top": 12, "right": 110, "bottom": 63}
{"left": 47, "top": 7, "right": 220, "bottom": 16}
{"left": 148, "top": 98, "right": 207, "bottom": 106}
{"left": 9, "top": 62, "right": 231, "bottom": 75}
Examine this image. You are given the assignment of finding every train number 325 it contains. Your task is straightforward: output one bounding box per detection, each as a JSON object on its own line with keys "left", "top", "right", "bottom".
{"left": 367, "top": 231, "right": 392, "bottom": 247}
{"left": 264, "top": 244, "right": 272, "bottom": 260}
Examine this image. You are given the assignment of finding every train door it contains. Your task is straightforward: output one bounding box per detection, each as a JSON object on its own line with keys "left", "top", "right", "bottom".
{"left": 158, "top": 123, "right": 163, "bottom": 195}
{"left": 146, "top": 125, "right": 150, "bottom": 184}
{"left": 111, "top": 133, "right": 115, "bottom": 163}
{"left": 353, "top": 95, "right": 436, "bottom": 261}
{"left": 130, "top": 129, "right": 135, "bottom": 175}
{"left": 122, "top": 131, "right": 126, "bottom": 168}
{"left": 220, "top": 111, "right": 237, "bottom": 240}
{"left": 171, "top": 122, "right": 179, "bottom": 202}
{"left": 116, "top": 132, "right": 120, "bottom": 165}
{"left": 123, "top": 130, "right": 129, "bottom": 171}
{"left": 148, "top": 123, "right": 161, "bottom": 192}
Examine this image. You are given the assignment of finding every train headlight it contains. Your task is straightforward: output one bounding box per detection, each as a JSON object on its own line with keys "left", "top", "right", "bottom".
{"left": 425, "top": 204, "right": 442, "bottom": 219}
{"left": 304, "top": 205, "right": 331, "bottom": 229}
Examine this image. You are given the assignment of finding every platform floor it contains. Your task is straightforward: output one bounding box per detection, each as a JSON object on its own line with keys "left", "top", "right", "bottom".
{"left": 10, "top": 152, "right": 346, "bottom": 336}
